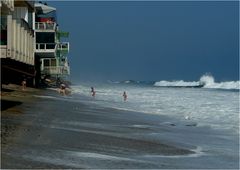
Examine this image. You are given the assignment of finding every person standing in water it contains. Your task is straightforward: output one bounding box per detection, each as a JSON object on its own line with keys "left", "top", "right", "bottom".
{"left": 22, "top": 78, "right": 27, "bottom": 90}
{"left": 91, "top": 87, "right": 96, "bottom": 97}
{"left": 123, "top": 91, "right": 127, "bottom": 101}
{"left": 59, "top": 83, "right": 66, "bottom": 95}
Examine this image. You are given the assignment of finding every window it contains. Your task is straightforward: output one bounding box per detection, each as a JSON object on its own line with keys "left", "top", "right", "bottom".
{"left": 44, "top": 59, "right": 50, "bottom": 66}
{"left": 51, "top": 59, "right": 57, "bottom": 66}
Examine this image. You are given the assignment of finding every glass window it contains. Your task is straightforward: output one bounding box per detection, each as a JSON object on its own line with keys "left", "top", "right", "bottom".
{"left": 44, "top": 59, "right": 50, "bottom": 66}
{"left": 51, "top": 59, "right": 57, "bottom": 66}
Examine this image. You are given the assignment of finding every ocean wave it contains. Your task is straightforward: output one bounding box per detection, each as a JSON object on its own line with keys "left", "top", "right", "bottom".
{"left": 154, "top": 75, "right": 240, "bottom": 90}
{"left": 108, "top": 80, "right": 155, "bottom": 86}
{"left": 154, "top": 80, "right": 200, "bottom": 87}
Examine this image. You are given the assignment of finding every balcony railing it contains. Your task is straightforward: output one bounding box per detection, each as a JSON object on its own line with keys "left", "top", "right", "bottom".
{"left": 35, "top": 43, "right": 57, "bottom": 51}
{"left": 57, "top": 42, "right": 69, "bottom": 52}
{"left": 35, "top": 22, "right": 56, "bottom": 31}
{"left": 41, "top": 66, "right": 70, "bottom": 75}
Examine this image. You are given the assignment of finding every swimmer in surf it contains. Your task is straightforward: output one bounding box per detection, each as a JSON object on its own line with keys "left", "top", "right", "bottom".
{"left": 91, "top": 87, "right": 96, "bottom": 97}
{"left": 123, "top": 91, "right": 127, "bottom": 101}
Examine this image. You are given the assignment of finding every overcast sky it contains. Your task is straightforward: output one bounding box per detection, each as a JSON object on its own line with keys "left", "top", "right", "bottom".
{"left": 49, "top": 1, "right": 239, "bottom": 83}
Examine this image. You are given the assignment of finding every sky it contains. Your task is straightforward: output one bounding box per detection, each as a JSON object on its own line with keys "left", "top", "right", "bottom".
{"left": 48, "top": 1, "right": 239, "bottom": 83}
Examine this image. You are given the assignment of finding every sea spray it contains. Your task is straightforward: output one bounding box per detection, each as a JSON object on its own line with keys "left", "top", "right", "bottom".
{"left": 154, "top": 74, "right": 239, "bottom": 90}
{"left": 199, "top": 74, "right": 215, "bottom": 86}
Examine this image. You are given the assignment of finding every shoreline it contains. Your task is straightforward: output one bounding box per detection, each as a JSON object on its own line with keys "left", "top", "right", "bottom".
{"left": 1, "top": 84, "right": 193, "bottom": 169}
{"left": 1, "top": 84, "right": 239, "bottom": 169}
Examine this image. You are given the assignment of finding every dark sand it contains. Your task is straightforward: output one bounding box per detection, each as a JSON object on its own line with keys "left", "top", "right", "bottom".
{"left": 1, "top": 84, "right": 238, "bottom": 169}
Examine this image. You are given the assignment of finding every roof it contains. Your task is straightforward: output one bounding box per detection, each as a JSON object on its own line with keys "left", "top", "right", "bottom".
{"left": 35, "top": 3, "right": 56, "bottom": 14}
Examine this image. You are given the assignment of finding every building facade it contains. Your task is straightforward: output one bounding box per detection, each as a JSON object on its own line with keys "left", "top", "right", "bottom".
{"left": 1, "top": 1, "right": 70, "bottom": 87}
{"left": 1, "top": 0, "right": 36, "bottom": 85}
{"left": 34, "top": 2, "right": 70, "bottom": 87}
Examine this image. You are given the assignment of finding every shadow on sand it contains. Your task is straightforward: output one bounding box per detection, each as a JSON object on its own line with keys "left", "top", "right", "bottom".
{"left": 1, "top": 100, "right": 22, "bottom": 111}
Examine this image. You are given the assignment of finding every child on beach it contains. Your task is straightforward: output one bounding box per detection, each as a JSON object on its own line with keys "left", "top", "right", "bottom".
{"left": 123, "top": 91, "right": 127, "bottom": 101}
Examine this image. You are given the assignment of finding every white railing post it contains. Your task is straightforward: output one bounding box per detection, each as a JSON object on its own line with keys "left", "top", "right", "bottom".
{"left": 30, "top": 36, "right": 32, "bottom": 64}
{"left": 7, "top": 15, "right": 12, "bottom": 58}
{"left": 20, "top": 27, "right": 24, "bottom": 61}
{"left": 19, "top": 26, "right": 22, "bottom": 61}
{"left": 16, "top": 22, "right": 20, "bottom": 60}
{"left": 27, "top": 32, "right": 29, "bottom": 64}
{"left": 24, "top": 29, "right": 27, "bottom": 63}
{"left": 31, "top": 34, "right": 33, "bottom": 64}
{"left": 27, "top": 33, "right": 29, "bottom": 64}
{"left": 12, "top": 18, "right": 16, "bottom": 60}
{"left": 14, "top": 20, "right": 17, "bottom": 59}
{"left": 22, "top": 28, "right": 24, "bottom": 61}
{"left": 32, "top": 36, "right": 35, "bottom": 64}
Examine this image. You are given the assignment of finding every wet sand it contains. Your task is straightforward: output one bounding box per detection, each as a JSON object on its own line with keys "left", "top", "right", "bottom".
{"left": 1, "top": 85, "right": 238, "bottom": 169}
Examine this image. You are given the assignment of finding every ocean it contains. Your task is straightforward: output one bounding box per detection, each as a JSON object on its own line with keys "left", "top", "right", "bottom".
{"left": 2, "top": 75, "right": 239, "bottom": 169}
{"left": 61, "top": 74, "right": 239, "bottom": 168}
{"left": 72, "top": 75, "right": 239, "bottom": 135}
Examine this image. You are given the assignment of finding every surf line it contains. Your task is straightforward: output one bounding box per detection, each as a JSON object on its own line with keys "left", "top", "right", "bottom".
{"left": 142, "top": 146, "right": 205, "bottom": 158}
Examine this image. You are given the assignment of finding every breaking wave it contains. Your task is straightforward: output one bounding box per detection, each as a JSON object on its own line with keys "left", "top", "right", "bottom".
{"left": 154, "top": 75, "right": 239, "bottom": 90}
{"left": 108, "top": 74, "right": 239, "bottom": 90}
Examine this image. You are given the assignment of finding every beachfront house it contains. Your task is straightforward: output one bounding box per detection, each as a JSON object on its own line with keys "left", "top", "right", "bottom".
{"left": 1, "top": 0, "right": 36, "bottom": 86}
{"left": 1, "top": 1, "right": 70, "bottom": 87}
{"left": 34, "top": 2, "right": 70, "bottom": 86}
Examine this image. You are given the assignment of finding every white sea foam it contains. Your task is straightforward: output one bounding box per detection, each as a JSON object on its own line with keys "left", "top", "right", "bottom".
{"left": 47, "top": 87, "right": 59, "bottom": 91}
{"left": 142, "top": 146, "right": 204, "bottom": 158}
{"left": 154, "top": 74, "right": 240, "bottom": 90}
{"left": 33, "top": 95, "right": 58, "bottom": 99}
{"left": 72, "top": 76, "right": 239, "bottom": 134}
{"left": 62, "top": 150, "right": 135, "bottom": 161}
{"left": 154, "top": 80, "right": 200, "bottom": 87}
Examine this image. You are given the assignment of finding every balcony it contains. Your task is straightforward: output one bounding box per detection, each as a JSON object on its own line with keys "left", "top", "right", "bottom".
{"left": 35, "top": 22, "right": 57, "bottom": 32}
{"left": 35, "top": 43, "right": 57, "bottom": 58}
{"left": 57, "top": 42, "right": 69, "bottom": 53}
{"left": 41, "top": 66, "right": 70, "bottom": 75}
{"left": 1, "top": 17, "right": 35, "bottom": 65}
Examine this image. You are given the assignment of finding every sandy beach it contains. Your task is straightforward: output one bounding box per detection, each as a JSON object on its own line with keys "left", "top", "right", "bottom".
{"left": 1, "top": 84, "right": 239, "bottom": 169}
{"left": 1, "top": 85, "right": 191, "bottom": 169}
{"left": 1, "top": 85, "right": 41, "bottom": 152}
{"left": 1, "top": 0, "right": 238, "bottom": 169}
